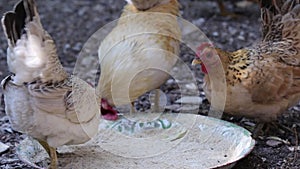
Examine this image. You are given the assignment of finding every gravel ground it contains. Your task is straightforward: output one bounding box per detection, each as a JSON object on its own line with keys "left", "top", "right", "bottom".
{"left": 0, "top": 0, "right": 299, "bottom": 168}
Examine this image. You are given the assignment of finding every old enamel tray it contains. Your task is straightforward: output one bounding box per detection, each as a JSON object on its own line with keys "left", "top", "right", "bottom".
{"left": 17, "top": 113, "right": 255, "bottom": 169}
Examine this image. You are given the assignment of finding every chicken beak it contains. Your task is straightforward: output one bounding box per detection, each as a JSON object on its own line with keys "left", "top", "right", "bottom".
{"left": 192, "top": 58, "right": 202, "bottom": 66}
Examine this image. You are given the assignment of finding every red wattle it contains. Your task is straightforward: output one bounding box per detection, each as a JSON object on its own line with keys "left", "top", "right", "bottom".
{"left": 201, "top": 63, "right": 208, "bottom": 74}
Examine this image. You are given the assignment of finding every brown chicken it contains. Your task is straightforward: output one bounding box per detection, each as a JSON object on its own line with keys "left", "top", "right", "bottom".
{"left": 1, "top": 0, "right": 99, "bottom": 168}
{"left": 217, "top": 0, "right": 258, "bottom": 17}
{"left": 193, "top": 0, "right": 300, "bottom": 128}
{"left": 97, "top": 0, "right": 181, "bottom": 120}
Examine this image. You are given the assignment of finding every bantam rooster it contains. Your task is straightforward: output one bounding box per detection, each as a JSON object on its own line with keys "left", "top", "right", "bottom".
{"left": 193, "top": 0, "right": 300, "bottom": 132}
{"left": 1, "top": 0, "right": 100, "bottom": 168}
{"left": 97, "top": 0, "right": 181, "bottom": 120}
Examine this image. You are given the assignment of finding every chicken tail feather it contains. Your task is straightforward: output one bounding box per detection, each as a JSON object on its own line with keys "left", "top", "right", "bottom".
{"left": 1, "top": 0, "right": 39, "bottom": 46}
{"left": 2, "top": 0, "right": 67, "bottom": 84}
{"left": 260, "top": 0, "right": 300, "bottom": 42}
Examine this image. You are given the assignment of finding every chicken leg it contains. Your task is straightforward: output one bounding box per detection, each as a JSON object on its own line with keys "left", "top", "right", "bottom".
{"left": 38, "top": 140, "right": 57, "bottom": 169}
{"left": 217, "top": 0, "right": 239, "bottom": 18}
{"left": 130, "top": 102, "right": 136, "bottom": 115}
{"left": 153, "top": 89, "right": 161, "bottom": 113}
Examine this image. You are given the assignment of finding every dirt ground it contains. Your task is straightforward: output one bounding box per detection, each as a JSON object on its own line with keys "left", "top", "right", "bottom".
{"left": 0, "top": 0, "right": 299, "bottom": 168}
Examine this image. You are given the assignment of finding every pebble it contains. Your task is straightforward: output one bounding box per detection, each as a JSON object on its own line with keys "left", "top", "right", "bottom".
{"left": 212, "top": 32, "right": 219, "bottom": 37}
{"left": 80, "top": 57, "right": 94, "bottom": 67}
{"left": 292, "top": 106, "right": 300, "bottom": 111}
{"left": 192, "top": 18, "right": 205, "bottom": 27}
{"left": 63, "top": 44, "right": 71, "bottom": 54}
{"left": 78, "top": 7, "right": 88, "bottom": 16}
{"left": 175, "top": 96, "right": 203, "bottom": 104}
{"left": 164, "top": 104, "right": 181, "bottom": 111}
{"left": 93, "top": 4, "right": 105, "bottom": 11}
{"left": 237, "top": 35, "right": 246, "bottom": 41}
{"left": 72, "top": 42, "right": 83, "bottom": 52}
{"left": 266, "top": 140, "right": 282, "bottom": 147}
{"left": 185, "top": 83, "right": 198, "bottom": 90}
{"left": 178, "top": 105, "right": 199, "bottom": 111}
{"left": 166, "top": 79, "right": 175, "bottom": 85}
{"left": 243, "top": 121, "right": 256, "bottom": 127}
{"left": 0, "top": 142, "right": 9, "bottom": 154}
{"left": 288, "top": 146, "right": 300, "bottom": 151}
{"left": 228, "top": 27, "right": 238, "bottom": 35}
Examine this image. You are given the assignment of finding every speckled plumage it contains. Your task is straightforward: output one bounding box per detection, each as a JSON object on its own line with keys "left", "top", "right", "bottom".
{"left": 97, "top": 0, "right": 181, "bottom": 108}
{"left": 198, "top": 0, "right": 300, "bottom": 122}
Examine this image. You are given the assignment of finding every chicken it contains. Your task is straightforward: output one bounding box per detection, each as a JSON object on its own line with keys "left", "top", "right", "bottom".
{"left": 1, "top": 0, "right": 100, "bottom": 168}
{"left": 193, "top": 0, "right": 300, "bottom": 129}
{"left": 217, "top": 0, "right": 237, "bottom": 17}
{"left": 97, "top": 0, "right": 181, "bottom": 120}
{"left": 217, "top": 0, "right": 258, "bottom": 17}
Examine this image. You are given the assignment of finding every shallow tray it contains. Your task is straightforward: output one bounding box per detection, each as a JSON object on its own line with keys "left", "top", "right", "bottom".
{"left": 17, "top": 113, "right": 255, "bottom": 169}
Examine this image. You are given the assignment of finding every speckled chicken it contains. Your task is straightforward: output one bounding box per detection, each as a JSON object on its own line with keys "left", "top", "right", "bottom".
{"left": 1, "top": 0, "right": 99, "bottom": 168}
{"left": 97, "top": 0, "right": 181, "bottom": 120}
{"left": 193, "top": 0, "right": 300, "bottom": 125}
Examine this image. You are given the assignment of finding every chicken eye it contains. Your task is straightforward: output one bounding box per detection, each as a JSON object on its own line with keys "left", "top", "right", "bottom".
{"left": 206, "top": 52, "right": 212, "bottom": 58}
{"left": 201, "top": 47, "right": 215, "bottom": 60}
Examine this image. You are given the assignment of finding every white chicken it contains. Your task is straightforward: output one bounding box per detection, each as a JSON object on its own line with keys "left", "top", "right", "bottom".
{"left": 1, "top": 0, "right": 100, "bottom": 168}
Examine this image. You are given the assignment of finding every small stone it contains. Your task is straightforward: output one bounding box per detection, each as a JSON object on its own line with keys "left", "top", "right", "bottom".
{"left": 185, "top": 83, "right": 198, "bottom": 90}
{"left": 228, "top": 27, "right": 238, "bottom": 35}
{"left": 212, "top": 32, "right": 219, "bottom": 37}
{"left": 0, "top": 142, "right": 9, "bottom": 154}
{"left": 4, "top": 128, "right": 13, "bottom": 134}
{"left": 93, "top": 4, "right": 105, "bottom": 11}
{"left": 164, "top": 104, "right": 180, "bottom": 111}
{"left": 266, "top": 140, "right": 282, "bottom": 147}
{"left": 175, "top": 96, "right": 203, "bottom": 104}
{"left": 72, "top": 42, "right": 83, "bottom": 51}
{"left": 178, "top": 105, "right": 199, "bottom": 111}
{"left": 243, "top": 121, "right": 256, "bottom": 127}
{"left": 192, "top": 18, "right": 205, "bottom": 26}
{"left": 166, "top": 79, "right": 175, "bottom": 85}
{"left": 237, "top": 35, "right": 245, "bottom": 41}
{"left": 81, "top": 57, "right": 94, "bottom": 67}
{"left": 78, "top": 7, "right": 87, "bottom": 16}
{"left": 288, "top": 146, "right": 300, "bottom": 151}
{"left": 63, "top": 44, "right": 71, "bottom": 53}
{"left": 292, "top": 106, "right": 300, "bottom": 111}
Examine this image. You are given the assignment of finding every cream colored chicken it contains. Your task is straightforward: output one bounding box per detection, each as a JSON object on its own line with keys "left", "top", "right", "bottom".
{"left": 1, "top": 0, "right": 99, "bottom": 168}
{"left": 193, "top": 0, "right": 300, "bottom": 128}
{"left": 97, "top": 0, "right": 181, "bottom": 120}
